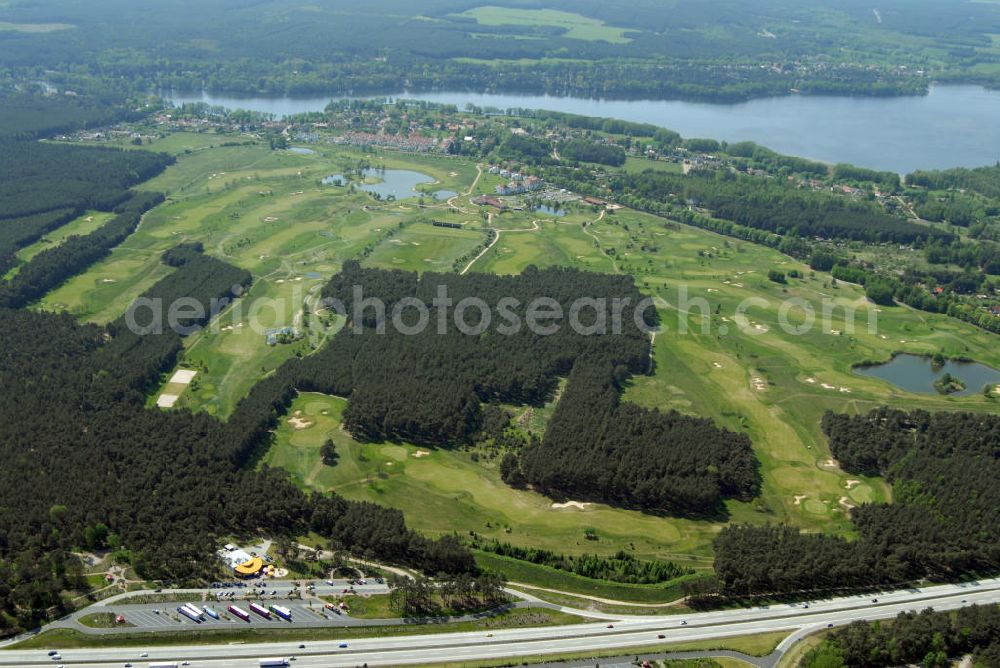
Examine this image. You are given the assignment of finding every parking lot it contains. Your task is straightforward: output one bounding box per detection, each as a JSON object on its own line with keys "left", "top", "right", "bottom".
{"left": 72, "top": 579, "right": 394, "bottom": 633}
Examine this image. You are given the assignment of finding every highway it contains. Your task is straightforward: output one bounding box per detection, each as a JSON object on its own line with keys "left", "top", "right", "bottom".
{"left": 4, "top": 578, "right": 999, "bottom": 667}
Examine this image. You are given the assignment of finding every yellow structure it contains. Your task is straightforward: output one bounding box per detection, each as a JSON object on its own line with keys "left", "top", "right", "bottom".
{"left": 234, "top": 556, "right": 264, "bottom": 578}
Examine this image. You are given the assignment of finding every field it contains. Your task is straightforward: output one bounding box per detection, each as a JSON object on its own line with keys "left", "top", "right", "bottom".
{"left": 36, "top": 137, "right": 479, "bottom": 416}
{"left": 263, "top": 185, "right": 1000, "bottom": 591}
{"left": 4, "top": 210, "right": 112, "bottom": 279}
{"left": 453, "top": 6, "right": 634, "bottom": 43}
{"left": 0, "top": 21, "right": 73, "bottom": 32}
{"left": 36, "top": 133, "right": 1000, "bottom": 601}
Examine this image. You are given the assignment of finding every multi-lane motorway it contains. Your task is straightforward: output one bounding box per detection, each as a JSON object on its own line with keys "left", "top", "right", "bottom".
{"left": 4, "top": 578, "right": 1000, "bottom": 667}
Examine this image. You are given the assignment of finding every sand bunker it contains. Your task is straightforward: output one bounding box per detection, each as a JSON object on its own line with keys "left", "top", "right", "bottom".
{"left": 845, "top": 480, "right": 861, "bottom": 489}
{"left": 838, "top": 496, "right": 856, "bottom": 510}
{"left": 793, "top": 495, "right": 807, "bottom": 506}
{"left": 156, "top": 394, "right": 179, "bottom": 408}
{"left": 287, "top": 416, "right": 313, "bottom": 430}
{"left": 712, "top": 362, "right": 723, "bottom": 369}
{"left": 805, "top": 377, "right": 817, "bottom": 384}
{"left": 412, "top": 450, "right": 431, "bottom": 458}
{"left": 169, "top": 369, "right": 197, "bottom": 385}
{"left": 552, "top": 501, "right": 591, "bottom": 510}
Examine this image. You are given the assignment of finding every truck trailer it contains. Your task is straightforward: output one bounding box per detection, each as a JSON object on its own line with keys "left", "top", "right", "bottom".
{"left": 248, "top": 602, "right": 271, "bottom": 619}
{"left": 228, "top": 604, "right": 251, "bottom": 621}
{"left": 176, "top": 606, "right": 202, "bottom": 623}
{"left": 204, "top": 606, "right": 220, "bottom": 619}
{"left": 269, "top": 604, "right": 292, "bottom": 621}
{"left": 259, "top": 659, "right": 289, "bottom": 667}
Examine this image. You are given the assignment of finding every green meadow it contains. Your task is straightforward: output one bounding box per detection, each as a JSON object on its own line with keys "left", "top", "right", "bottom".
{"left": 453, "top": 6, "right": 634, "bottom": 43}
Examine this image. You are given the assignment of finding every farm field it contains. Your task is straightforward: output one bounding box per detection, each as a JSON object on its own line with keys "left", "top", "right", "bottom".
{"left": 452, "top": 6, "right": 634, "bottom": 43}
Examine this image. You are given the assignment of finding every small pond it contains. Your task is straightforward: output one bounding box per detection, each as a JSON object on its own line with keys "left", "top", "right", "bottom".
{"left": 359, "top": 168, "right": 435, "bottom": 200}
{"left": 854, "top": 353, "right": 1000, "bottom": 397}
{"left": 429, "top": 189, "right": 458, "bottom": 200}
{"left": 322, "top": 174, "right": 345, "bottom": 186}
{"left": 534, "top": 204, "right": 568, "bottom": 217}
{"left": 287, "top": 146, "right": 316, "bottom": 155}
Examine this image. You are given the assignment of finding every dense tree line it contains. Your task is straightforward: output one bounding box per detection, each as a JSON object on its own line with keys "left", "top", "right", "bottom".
{"left": 714, "top": 408, "right": 1000, "bottom": 598}
{"left": 387, "top": 572, "right": 508, "bottom": 616}
{"left": 512, "top": 360, "right": 759, "bottom": 517}
{"left": 802, "top": 605, "right": 1000, "bottom": 668}
{"left": 301, "top": 262, "right": 653, "bottom": 445}
{"left": 725, "top": 141, "right": 829, "bottom": 178}
{"left": 472, "top": 538, "right": 692, "bottom": 584}
{"left": 607, "top": 170, "right": 951, "bottom": 244}
{"left": 0, "top": 139, "right": 173, "bottom": 221}
{"left": 0, "top": 249, "right": 477, "bottom": 637}
{"left": 908, "top": 164, "right": 1000, "bottom": 200}
{"left": 0, "top": 89, "right": 142, "bottom": 139}
{"left": 559, "top": 138, "right": 626, "bottom": 166}
{"left": 0, "top": 139, "right": 173, "bottom": 271}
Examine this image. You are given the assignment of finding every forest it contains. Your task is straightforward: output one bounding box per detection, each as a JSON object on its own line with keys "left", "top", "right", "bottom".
{"left": 0, "top": 136, "right": 173, "bottom": 277}
{"left": 0, "top": 250, "right": 473, "bottom": 637}
{"left": 801, "top": 605, "right": 1000, "bottom": 667}
{"left": 0, "top": 192, "right": 165, "bottom": 309}
{"left": 273, "top": 262, "right": 759, "bottom": 516}
{"left": 558, "top": 138, "right": 626, "bottom": 167}
{"left": 713, "top": 409, "right": 1000, "bottom": 598}
{"left": 603, "top": 169, "right": 951, "bottom": 245}
{"left": 511, "top": 360, "right": 759, "bottom": 517}
{"left": 4, "top": 0, "right": 999, "bottom": 101}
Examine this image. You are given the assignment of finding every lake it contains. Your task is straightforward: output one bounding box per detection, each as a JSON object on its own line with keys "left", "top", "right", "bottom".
{"left": 169, "top": 85, "right": 1000, "bottom": 173}
{"left": 854, "top": 353, "right": 1000, "bottom": 397}
{"left": 359, "top": 168, "right": 434, "bottom": 200}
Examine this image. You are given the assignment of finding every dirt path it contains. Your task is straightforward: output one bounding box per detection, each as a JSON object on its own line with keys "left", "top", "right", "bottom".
{"left": 507, "top": 581, "right": 687, "bottom": 608}
{"left": 581, "top": 209, "right": 617, "bottom": 273}
{"left": 460, "top": 217, "right": 540, "bottom": 275}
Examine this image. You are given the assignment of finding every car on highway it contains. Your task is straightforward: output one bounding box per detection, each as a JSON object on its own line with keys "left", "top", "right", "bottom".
{"left": 657, "top": 634, "right": 665, "bottom": 639}
{"left": 680, "top": 620, "right": 688, "bottom": 625}
{"left": 606, "top": 624, "right": 614, "bottom": 628}
{"left": 339, "top": 642, "right": 348, "bottom": 648}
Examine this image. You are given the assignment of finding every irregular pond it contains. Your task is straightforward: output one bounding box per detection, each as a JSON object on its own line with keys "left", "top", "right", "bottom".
{"left": 359, "top": 168, "right": 434, "bottom": 200}
{"left": 854, "top": 353, "right": 1000, "bottom": 397}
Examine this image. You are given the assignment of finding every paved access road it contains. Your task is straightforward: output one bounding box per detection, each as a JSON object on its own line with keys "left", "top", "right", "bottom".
{"left": 4, "top": 578, "right": 1000, "bottom": 667}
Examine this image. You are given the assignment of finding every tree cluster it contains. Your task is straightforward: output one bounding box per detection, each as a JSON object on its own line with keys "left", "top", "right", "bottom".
{"left": 713, "top": 408, "right": 1000, "bottom": 598}
{"left": 472, "top": 538, "right": 692, "bottom": 585}
{"left": 802, "top": 605, "right": 1000, "bottom": 668}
